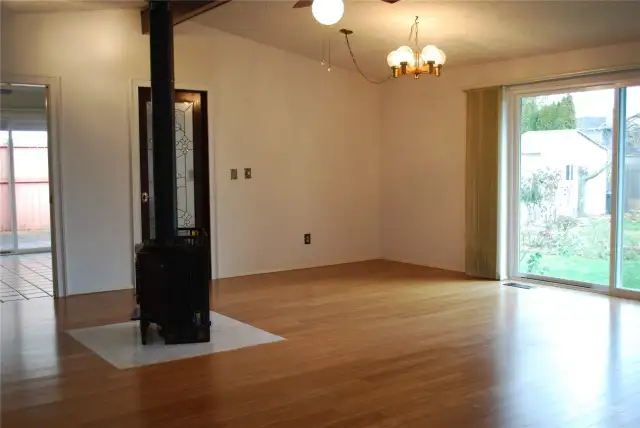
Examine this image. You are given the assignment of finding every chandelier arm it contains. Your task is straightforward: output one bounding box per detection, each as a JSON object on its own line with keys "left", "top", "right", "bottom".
{"left": 343, "top": 32, "right": 392, "bottom": 85}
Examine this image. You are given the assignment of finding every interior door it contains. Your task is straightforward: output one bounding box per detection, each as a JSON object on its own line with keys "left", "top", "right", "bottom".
{"left": 137, "top": 87, "right": 210, "bottom": 242}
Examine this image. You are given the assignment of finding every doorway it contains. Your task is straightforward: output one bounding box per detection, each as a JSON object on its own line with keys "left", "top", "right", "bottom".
{"left": 508, "top": 75, "right": 640, "bottom": 297}
{"left": 137, "top": 87, "right": 211, "bottom": 241}
{"left": 1, "top": 83, "right": 58, "bottom": 301}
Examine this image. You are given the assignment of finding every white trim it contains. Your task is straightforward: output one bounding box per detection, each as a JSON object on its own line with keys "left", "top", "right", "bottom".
{"left": 506, "top": 277, "right": 640, "bottom": 303}
{"left": 1, "top": 75, "right": 67, "bottom": 297}
{"left": 506, "top": 70, "right": 640, "bottom": 99}
{"left": 8, "top": 247, "right": 52, "bottom": 255}
{"left": 610, "top": 88, "right": 624, "bottom": 293}
{"left": 612, "top": 87, "right": 640, "bottom": 297}
{"left": 221, "top": 258, "right": 385, "bottom": 280}
{"left": 506, "top": 89, "right": 522, "bottom": 279}
{"left": 7, "top": 128, "right": 19, "bottom": 250}
{"left": 612, "top": 288, "right": 640, "bottom": 301}
{"left": 128, "top": 79, "right": 219, "bottom": 281}
{"left": 490, "top": 68, "right": 640, "bottom": 94}
{"left": 519, "top": 272, "right": 609, "bottom": 292}
{"left": 506, "top": 277, "right": 609, "bottom": 296}
{"left": 497, "top": 87, "right": 509, "bottom": 280}
{"left": 464, "top": 65, "right": 640, "bottom": 92}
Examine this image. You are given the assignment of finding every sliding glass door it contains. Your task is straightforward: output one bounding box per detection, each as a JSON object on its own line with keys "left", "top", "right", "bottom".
{"left": 509, "top": 75, "right": 640, "bottom": 297}
{"left": 618, "top": 86, "right": 640, "bottom": 292}
{"left": 0, "top": 128, "right": 51, "bottom": 254}
{"left": 0, "top": 130, "right": 14, "bottom": 253}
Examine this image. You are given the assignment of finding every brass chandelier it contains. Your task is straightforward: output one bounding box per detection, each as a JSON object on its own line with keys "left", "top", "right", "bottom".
{"left": 340, "top": 16, "right": 446, "bottom": 84}
{"left": 386, "top": 16, "right": 446, "bottom": 79}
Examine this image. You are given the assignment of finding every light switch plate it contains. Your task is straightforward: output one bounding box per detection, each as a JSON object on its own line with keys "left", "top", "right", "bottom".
{"left": 244, "top": 168, "right": 252, "bottom": 179}
{"left": 230, "top": 169, "right": 238, "bottom": 180}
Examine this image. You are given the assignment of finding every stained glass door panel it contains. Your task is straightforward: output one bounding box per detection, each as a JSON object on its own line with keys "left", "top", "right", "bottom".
{"left": 145, "top": 101, "right": 196, "bottom": 237}
{"left": 138, "top": 88, "right": 209, "bottom": 242}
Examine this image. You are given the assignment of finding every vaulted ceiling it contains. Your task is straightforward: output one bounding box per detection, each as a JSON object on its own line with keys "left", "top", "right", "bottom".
{"left": 5, "top": 1, "right": 640, "bottom": 79}
{"left": 192, "top": 0, "right": 640, "bottom": 78}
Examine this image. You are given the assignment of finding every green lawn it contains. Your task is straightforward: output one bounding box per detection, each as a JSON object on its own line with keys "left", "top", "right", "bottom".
{"left": 624, "top": 219, "right": 640, "bottom": 236}
{"left": 519, "top": 255, "right": 640, "bottom": 290}
{"left": 519, "top": 216, "right": 640, "bottom": 290}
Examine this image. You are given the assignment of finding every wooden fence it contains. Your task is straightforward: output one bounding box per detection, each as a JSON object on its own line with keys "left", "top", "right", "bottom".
{"left": 0, "top": 146, "right": 50, "bottom": 232}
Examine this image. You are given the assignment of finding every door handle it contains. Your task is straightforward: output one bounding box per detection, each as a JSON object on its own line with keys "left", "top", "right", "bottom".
{"left": 141, "top": 192, "right": 149, "bottom": 203}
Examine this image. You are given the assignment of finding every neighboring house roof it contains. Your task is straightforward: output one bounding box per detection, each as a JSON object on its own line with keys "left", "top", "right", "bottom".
{"left": 582, "top": 113, "right": 640, "bottom": 155}
{"left": 521, "top": 129, "right": 607, "bottom": 155}
{"left": 577, "top": 116, "right": 606, "bottom": 129}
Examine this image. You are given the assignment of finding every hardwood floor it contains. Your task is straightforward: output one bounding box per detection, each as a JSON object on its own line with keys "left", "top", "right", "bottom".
{"left": 2, "top": 260, "right": 640, "bottom": 428}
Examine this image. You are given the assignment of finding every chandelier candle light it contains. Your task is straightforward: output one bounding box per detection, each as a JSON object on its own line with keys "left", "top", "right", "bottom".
{"left": 387, "top": 16, "right": 446, "bottom": 79}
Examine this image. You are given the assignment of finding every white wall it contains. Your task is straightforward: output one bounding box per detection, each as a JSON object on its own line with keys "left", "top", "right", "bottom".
{"left": 5, "top": 7, "right": 638, "bottom": 293}
{"left": 381, "top": 41, "right": 640, "bottom": 272}
{"left": 1, "top": 8, "right": 382, "bottom": 294}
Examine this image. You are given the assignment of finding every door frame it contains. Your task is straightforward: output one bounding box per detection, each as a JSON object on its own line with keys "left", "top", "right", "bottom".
{"left": 506, "top": 71, "right": 640, "bottom": 300}
{"left": 128, "top": 79, "right": 218, "bottom": 280}
{"left": 1, "top": 75, "right": 67, "bottom": 297}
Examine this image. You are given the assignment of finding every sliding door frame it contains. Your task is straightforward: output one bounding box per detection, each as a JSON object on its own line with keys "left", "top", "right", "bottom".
{"left": 610, "top": 87, "right": 640, "bottom": 301}
{"left": 6, "top": 128, "right": 20, "bottom": 251}
{"left": 1, "top": 76, "right": 66, "bottom": 297}
{"left": 2, "top": 126, "right": 54, "bottom": 255}
{"left": 506, "top": 71, "right": 640, "bottom": 299}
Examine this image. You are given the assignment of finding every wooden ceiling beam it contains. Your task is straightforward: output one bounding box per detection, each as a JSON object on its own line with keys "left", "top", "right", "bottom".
{"left": 140, "top": 1, "right": 231, "bottom": 35}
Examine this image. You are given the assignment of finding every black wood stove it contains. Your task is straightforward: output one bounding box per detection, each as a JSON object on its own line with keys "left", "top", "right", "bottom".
{"left": 134, "top": 1, "right": 211, "bottom": 345}
{"left": 135, "top": 229, "right": 210, "bottom": 344}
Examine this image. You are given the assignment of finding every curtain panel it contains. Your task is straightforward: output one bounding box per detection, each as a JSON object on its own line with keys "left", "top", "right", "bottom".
{"left": 465, "top": 86, "right": 502, "bottom": 279}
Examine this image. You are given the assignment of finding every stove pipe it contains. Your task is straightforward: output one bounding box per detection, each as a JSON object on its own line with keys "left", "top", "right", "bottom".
{"left": 149, "top": 0, "right": 177, "bottom": 243}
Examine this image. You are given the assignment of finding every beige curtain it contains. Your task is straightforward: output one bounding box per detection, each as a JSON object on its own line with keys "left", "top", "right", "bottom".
{"left": 465, "top": 87, "right": 502, "bottom": 280}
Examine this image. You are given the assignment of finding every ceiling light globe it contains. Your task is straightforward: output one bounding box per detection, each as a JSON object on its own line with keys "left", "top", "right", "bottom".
{"left": 421, "top": 45, "right": 441, "bottom": 64}
{"left": 312, "top": 0, "right": 344, "bottom": 26}
{"left": 387, "top": 51, "right": 401, "bottom": 67}
{"left": 438, "top": 49, "right": 447, "bottom": 65}
{"left": 395, "top": 46, "right": 414, "bottom": 65}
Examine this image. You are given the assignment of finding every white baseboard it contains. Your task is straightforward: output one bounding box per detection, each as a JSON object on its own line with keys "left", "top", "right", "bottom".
{"left": 380, "top": 256, "right": 464, "bottom": 275}
{"left": 216, "top": 257, "right": 384, "bottom": 280}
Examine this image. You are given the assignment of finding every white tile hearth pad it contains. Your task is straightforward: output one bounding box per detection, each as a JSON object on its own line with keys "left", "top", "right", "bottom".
{"left": 68, "top": 312, "right": 285, "bottom": 369}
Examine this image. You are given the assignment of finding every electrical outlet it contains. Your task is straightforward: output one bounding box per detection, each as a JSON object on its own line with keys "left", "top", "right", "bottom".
{"left": 230, "top": 169, "right": 238, "bottom": 180}
{"left": 244, "top": 168, "right": 252, "bottom": 179}
{"left": 304, "top": 233, "right": 311, "bottom": 245}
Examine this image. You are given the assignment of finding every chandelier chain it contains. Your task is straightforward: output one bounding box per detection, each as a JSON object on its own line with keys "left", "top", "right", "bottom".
{"left": 343, "top": 32, "right": 392, "bottom": 85}
{"left": 328, "top": 31, "right": 332, "bottom": 71}
{"left": 408, "top": 16, "right": 420, "bottom": 49}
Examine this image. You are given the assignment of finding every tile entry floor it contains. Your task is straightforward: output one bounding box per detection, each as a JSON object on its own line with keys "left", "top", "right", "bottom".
{"left": 68, "top": 312, "right": 285, "bottom": 369}
{"left": 0, "top": 253, "right": 54, "bottom": 302}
